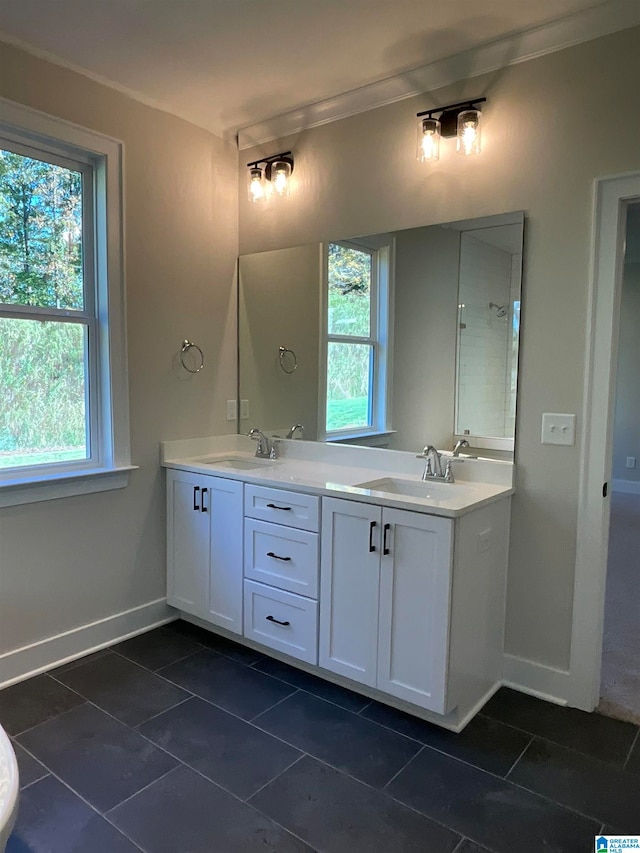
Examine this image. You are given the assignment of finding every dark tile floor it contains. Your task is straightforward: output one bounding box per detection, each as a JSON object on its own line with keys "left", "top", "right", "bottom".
{"left": 2, "top": 620, "right": 639, "bottom": 853}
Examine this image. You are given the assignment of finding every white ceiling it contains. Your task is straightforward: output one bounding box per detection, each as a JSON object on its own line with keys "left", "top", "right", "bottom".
{"left": 0, "top": 0, "right": 629, "bottom": 139}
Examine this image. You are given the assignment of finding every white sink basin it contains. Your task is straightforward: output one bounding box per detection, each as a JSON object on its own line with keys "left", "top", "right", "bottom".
{"left": 355, "top": 477, "right": 457, "bottom": 499}
{"left": 199, "top": 455, "right": 273, "bottom": 470}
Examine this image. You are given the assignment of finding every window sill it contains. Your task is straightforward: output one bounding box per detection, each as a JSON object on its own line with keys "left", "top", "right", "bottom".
{"left": 0, "top": 465, "right": 138, "bottom": 508}
{"left": 326, "top": 429, "right": 397, "bottom": 445}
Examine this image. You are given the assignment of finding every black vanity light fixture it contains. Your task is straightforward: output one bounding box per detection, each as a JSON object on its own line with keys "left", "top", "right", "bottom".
{"left": 247, "top": 151, "right": 294, "bottom": 203}
{"left": 416, "top": 98, "right": 486, "bottom": 162}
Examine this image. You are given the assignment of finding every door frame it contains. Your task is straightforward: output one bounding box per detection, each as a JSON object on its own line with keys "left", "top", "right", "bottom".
{"left": 569, "top": 172, "right": 640, "bottom": 709}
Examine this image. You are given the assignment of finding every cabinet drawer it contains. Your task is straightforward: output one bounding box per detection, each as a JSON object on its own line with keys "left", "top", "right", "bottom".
{"left": 244, "top": 519, "right": 319, "bottom": 598}
{"left": 244, "top": 485, "right": 320, "bottom": 532}
{"left": 243, "top": 580, "right": 318, "bottom": 664}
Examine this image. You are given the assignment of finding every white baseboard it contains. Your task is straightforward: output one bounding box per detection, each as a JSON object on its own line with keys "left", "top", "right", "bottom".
{"left": 502, "top": 653, "right": 571, "bottom": 705}
{"left": 0, "top": 598, "right": 175, "bottom": 689}
{"left": 612, "top": 478, "right": 640, "bottom": 494}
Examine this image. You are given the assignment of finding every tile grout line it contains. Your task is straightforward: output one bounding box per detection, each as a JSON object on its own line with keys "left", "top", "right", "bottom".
{"left": 16, "top": 772, "right": 50, "bottom": 793}
{"left": 381, "top": 744, "right": 425, "bottom": 792}
{"left": 249, "top": 688, "right": 300, "bottom": 723}
{"left": 503, "top": 735, "right": 534, "bottom": 779}
{"left": 246, "top": 752, "right": 307, "bottom": 802}
{"left": 111, "top": 646, "right": 206, "bottom": 672}
{"left": 9, "top": 697, "right": 90, "bottom": 739}
{"left": 622, "top": 726, "right": 640, "bottom": 770}
{"left": 10, "top": 747, "right": 148, "bottom": 852}
{"left": 46, "top": 671, "right": 197, "bottom": 728}
{"left": 377, "top": 734, "right": 607, "bottom": 829}
{"left": 481, "top": 708, "right": 639, "bottom": 770}
{"left": 133, "top": 694, "right": 194, "bottom": 727}
{"left": 104, "top": 764, "right": 181, "bottom": 816}
{"left": 49, "top": 658, "right": 200, "bottom": 706}
{"left": 110, "top": 733, "right": 316, "bottom": 853}
{"left": 239, "top": 661, "right": 375, "bottom": 716}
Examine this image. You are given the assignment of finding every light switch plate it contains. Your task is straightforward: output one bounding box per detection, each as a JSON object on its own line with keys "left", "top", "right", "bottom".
{"left": 541, "top": 413, "right": 576, "bottom": 446}
{"left": 240, "top": 399, "right": 249, "bottom": 420}
{"left": 226, "top": 399, "right": 237, "bottom": 421}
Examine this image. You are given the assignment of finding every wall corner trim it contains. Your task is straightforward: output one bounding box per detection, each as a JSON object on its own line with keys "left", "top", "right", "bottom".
{"left": 0, "top": 598, "right": 175, "bottom": 689}
{"left": 237, "top": 0, "right": 640, "bottom": 149}
{"left": 502, "top": 653, "right": 571, "bottom": 706}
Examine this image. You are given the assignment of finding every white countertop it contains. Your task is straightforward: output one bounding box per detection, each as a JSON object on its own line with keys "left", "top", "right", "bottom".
{"left": 161, "top": 435, "right": 513, "bottom": 518}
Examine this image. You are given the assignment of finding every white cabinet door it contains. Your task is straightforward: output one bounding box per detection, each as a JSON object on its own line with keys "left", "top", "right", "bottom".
{"left": 206, "top": 476, "right": 243, "bottom": 635}
{"left": 377, "top": 507, "right": 453, "bottom": 714}
{"left": 166, "top": 469, "right": 210, "bottom": 618}
{"left": 319, "top": 497, "right": 382, "bottom": 687}
{"left": 167, "top": 470, "right": 243, "bottom": 633}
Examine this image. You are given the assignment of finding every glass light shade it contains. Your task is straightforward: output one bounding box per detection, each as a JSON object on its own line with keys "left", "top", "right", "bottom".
{"left": 457, "top": 109, "right": 481, "bottom": 156}
{"left": 417, "top": 117, "right": 441, "bottom": 162}
{"left": 247, "top": 166, "right": 266, "bottom": 203}
{"left": 270, "top": 159, "right": 292, "bottom": 197}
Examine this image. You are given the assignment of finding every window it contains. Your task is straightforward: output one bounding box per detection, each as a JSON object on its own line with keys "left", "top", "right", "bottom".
{"left": 0, "top": 101, "right": 130, "bottom": 506}
{"left": 320, "top": 238, "right": 392, "bottom": 439}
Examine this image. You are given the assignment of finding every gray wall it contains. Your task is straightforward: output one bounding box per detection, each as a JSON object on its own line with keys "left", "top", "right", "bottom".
{"left": 239, "top": 244, "right": 320, "bottom": 438}
{"left": 0, "top": 43, "right": 238, "bottom": 660}
{"left": 239, "top": 25, "right": 640, "bottom": 673}
{"left": 390, "top": 226, "right": 459, "bottom": 451}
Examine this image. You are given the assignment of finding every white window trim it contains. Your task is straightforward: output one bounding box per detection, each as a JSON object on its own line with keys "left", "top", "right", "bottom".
{"left": 0, "top": 97, "right": 133, "bottom": 507}
{"left": 318, "top": 238, "right": 394, "bottom": 442}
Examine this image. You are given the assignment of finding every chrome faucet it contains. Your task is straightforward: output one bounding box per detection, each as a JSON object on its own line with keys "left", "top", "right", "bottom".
{"left": 286, "top": 423, "right": 305, "bottom": 440}
{"left": 452, "top": 439, "right": 470, "bottom": 457}
{"left": 248, "top": 428, "right": 278, "bottom": 459}
{"left": 416, "top": 445, "right": 455, "bottom": 483}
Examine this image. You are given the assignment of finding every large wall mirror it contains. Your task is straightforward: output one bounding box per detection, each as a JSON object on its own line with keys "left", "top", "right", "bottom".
{"left": 238, "top": 211, "right": 524, "bottom": 456}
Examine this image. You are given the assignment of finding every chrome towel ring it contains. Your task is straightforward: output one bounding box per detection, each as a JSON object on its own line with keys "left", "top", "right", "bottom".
{"left": 180, "top": 339, "right": 204, "bottom": 373}
{"left": 279, "top": 345, "right": 297, "bottom": 374}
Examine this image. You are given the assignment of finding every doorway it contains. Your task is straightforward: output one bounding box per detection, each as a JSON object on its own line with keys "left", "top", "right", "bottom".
{"left": 598, "top": 203, "right": 640, "bottom": 722}
{"left": 570, "top": 173, "right": 640, "bottom": 712}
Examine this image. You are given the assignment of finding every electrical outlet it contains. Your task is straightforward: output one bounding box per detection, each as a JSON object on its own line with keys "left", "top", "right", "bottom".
{"left": 478, "top": 528, "right": 492, "bottom": 554}
{"left": 541, "top": 413, "right": 576, "bottom": 446}
{"left": 226, "top": 399, "right": 237, "bottom": 421}
{"left": 627, "top": 456, "right": 636, "bottom": 469}
{"left": 240, "top": 399, "right": 249, "bottom": 420}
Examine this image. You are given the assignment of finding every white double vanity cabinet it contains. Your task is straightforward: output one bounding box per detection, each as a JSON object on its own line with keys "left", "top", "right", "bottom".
{"left": 162, "top": 436, "right": 513, "bottom": 731}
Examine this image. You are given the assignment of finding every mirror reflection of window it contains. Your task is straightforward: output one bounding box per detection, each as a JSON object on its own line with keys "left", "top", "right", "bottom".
{"left": 322, "top": 240, "right": 392, "bottom": 440}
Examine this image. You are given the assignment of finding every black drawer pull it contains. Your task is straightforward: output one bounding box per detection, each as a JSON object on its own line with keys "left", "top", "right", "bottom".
{"left": 266, "top": 615, "right": 290, "bottom": 626}
{"left": 267, "top": 552, "right": 292, "bottom": 562}
{"left": 193, "top": 486, "right": 200, "bottom": 511}
{"left": 266, "top": 503, "right": 292, "bottom": 511}
{"left": 201, "top": 487, "right": 208, "bottom": 513}
{"left": 369, "top": 520, "right": 377, "bottom": 552}
{"left": 383, "top": 523, "right": 391, "bottom": 555}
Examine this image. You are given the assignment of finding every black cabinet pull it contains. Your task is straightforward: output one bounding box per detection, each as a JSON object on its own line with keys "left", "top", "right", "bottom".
{"left": 266, "top": 615, "right": 290, "bottom": 626}
{"left": 266, "top": 503, "right": 292, "bottom": 511}
{"left": 383, "top": 523, "right": 391, "bottom": 555}
{"left": 201, "top": 487, "right": 208, "bottom": 512}
{"left": 267, "top": 552, "right": 292, "bottom": 562}
{"left": 193, "top": 486, "right": 200, "bottom": 511}
{"left": 369, "top": 520, "right": 377, "bottom": 552}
